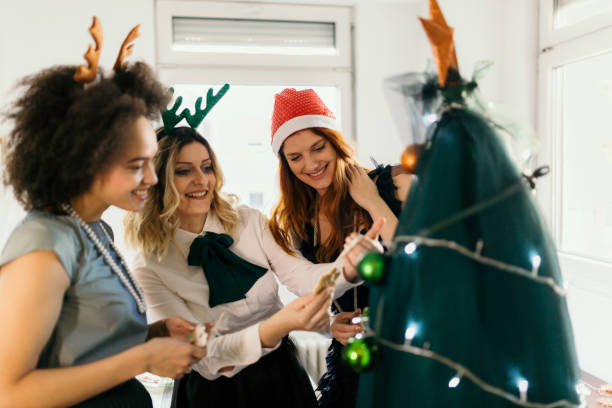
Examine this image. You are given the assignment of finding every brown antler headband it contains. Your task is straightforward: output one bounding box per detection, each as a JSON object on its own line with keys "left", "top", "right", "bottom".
{"left": 113, "top": 25, "right": 141, "bottom": 72}
{"left": 73, "top": 17, "right": 103, "bottom": 83}
{"left": 73, "top": 16, "right": 141, "bottom": 84}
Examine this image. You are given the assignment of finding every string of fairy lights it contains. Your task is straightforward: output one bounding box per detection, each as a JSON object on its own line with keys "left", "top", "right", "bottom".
{"left": 376, "top": 336, "right": 578, "bottom": 408}
{"left": 348, "top": 231, "right": 583, "bottom": 407}
{"left": 392, "top": 236, "right": 567, "bottom": 297}
{"left": 344, "top": 159, "right": 580, "bottom": 405}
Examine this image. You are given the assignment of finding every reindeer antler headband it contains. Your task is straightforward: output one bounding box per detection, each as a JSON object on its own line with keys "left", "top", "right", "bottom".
{"left": 159, "top": 84, "right": 230, "bottom": 138}
{"left": 74, "top": 16, "right": 141, "bottom": 84}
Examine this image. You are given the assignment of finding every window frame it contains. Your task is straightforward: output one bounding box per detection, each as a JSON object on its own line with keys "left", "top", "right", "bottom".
{"left": 539, "top": 0, "right": 612, "bottom": 49}
{"left": 537, "top": 22, "right": 612, "bottom": 295}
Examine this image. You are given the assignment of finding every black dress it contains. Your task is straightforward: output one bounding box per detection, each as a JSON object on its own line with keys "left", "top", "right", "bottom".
{"left": 172, "top": 337, "right": 316, "bottom": 408}
{"left": 300, "top": 165, "right": 403, "bottom": 408}
{"left": 72, "top": 379, "right": 152, "bottom": 408}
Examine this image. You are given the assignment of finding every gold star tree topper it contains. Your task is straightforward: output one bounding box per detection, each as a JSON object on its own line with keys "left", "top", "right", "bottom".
{"left": 419, "top": 0, "right": 459, "bottom": 87}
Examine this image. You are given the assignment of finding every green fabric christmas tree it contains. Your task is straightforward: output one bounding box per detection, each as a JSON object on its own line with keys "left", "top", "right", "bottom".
{"left": 351, "top": 1, "right": 581, "bottom": 406}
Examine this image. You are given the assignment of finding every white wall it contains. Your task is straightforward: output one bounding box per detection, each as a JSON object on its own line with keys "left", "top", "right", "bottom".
{"left": 567, "top": 282, "right": 612, "bottom": 381}
{"left": 353, "top": 0, "right": 538, "bottom": 166}
{"left": 353, "top": 2, "right": 428, "bottom": 165}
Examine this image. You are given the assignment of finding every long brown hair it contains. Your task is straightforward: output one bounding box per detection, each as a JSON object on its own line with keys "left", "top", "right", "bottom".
{"left": 269, "top": 128, "right": 370, "bottom": 262}
{"left": 125, "top": 127, "right": 238, "bottom": 259}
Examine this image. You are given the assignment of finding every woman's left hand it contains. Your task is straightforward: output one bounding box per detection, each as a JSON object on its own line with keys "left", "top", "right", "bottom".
{"left": 331, "top": 310, "right": 364, "bottom": 345}
{"left": 342, "top": 218, "right": 385, "bottom": 282}
{"left": 347, "top": 164, "right": 382, "bottom": 212}
{"left": 165, "top": 317, "right": 197, "bottom": 339}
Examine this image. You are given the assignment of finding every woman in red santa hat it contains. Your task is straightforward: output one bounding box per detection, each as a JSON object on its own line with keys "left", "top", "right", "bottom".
{"left": 268, "top": 88, "right": 413, "bottom": 408}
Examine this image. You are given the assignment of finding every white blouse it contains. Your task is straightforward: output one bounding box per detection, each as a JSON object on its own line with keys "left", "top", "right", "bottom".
{"left": 132, "top": 205, "right": 358, "bottom": 380}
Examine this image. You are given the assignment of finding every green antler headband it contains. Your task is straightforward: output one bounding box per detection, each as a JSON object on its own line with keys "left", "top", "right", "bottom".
{"left": 161, "top": 83, "right": 230, "bottom": 135}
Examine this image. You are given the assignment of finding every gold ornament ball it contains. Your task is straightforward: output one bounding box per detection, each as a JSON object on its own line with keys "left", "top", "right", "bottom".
{"left": 401, "top": 144, "right": 423, "bottom": 173}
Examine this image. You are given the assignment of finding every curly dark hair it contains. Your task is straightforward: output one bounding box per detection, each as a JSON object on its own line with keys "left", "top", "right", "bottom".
{"left": 3, "top": 62, "right": 170, "bottom": 213}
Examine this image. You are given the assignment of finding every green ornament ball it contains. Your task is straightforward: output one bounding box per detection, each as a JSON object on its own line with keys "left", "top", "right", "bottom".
{"left": 343, "top": 337, "right": 378, "bottom": 373}
{"left": 358, "top": 251, "right": 386, "bottom": 284}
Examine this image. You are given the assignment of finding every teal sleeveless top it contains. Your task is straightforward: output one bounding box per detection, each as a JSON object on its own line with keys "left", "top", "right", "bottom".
{"left": 0, "top": 211, "right": 147, "bottom": 368}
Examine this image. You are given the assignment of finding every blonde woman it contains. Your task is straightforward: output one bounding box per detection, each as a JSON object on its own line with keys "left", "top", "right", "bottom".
{"left": 125, "top": 125, "right": 383, "bottom": 408}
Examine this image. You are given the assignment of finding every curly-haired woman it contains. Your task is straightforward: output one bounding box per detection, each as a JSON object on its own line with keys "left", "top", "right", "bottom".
{"left": 125, "top": 124, "right": 383, "bottom": 408}
{"left": 0, "top": 23, "right": 206, "bottom": 407}
{"left": 268, "top": 88, "right": 413, "bottom": 408}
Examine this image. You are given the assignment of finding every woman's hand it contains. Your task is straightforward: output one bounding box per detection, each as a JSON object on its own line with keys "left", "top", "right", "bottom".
{"left": 286, "top": 289, "right": 333, "bottom": 332}
{"left": 331, "top": 309, "right": 364, "bottom": 345}
{"left": 140, "top": 338, "right": 207, "bottom": 379}
{"left": 259, "top": 289, "right": 333, "bottom": 347}
{"left": 342, "top": 218, "right": 385, "bottom": 282}
{"left": 347, "top": 163, "right": 402, "bottom": 242}
{"left": 165, "top": 317, "right": 196, "bottom": 340}
{"left": 347, "top": 164, "right": 384, "bottom": 213}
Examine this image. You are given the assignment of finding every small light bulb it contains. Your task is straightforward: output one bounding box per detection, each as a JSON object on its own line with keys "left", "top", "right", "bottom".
{"left": 405, "top": 325, "right": 418, "bottom": 341}
{"left": 518, "top": 379, "right": 528, "bottom": 401}
{"left": 475, "top": 239, "right": 484, "bottom": 255}
{"left": 575, "top": 382, "right": 591, "bottom": 396}
{"left": 404, "top": 242, "right": 417, "bottom": 255}
{"left": 424, "top": 113, "right": 438, "bottom": 124}
{"left": 531, "top": 254, "right": 541, "bottom": 274}
{"left": 521, "top": 150, "right": 531, "bottom": 161}
{"left": 448, "top": 376, "right": 461, "bottom": 388}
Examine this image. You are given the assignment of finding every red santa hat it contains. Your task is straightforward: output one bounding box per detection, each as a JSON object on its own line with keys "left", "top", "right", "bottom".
{"left": 270, "top": 88, "right": 339, "bottom": 156}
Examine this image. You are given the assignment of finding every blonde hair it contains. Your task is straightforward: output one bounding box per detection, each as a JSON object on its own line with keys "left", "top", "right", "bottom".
{"left": 125, "top": 127, "right": 239, "bottom": 259}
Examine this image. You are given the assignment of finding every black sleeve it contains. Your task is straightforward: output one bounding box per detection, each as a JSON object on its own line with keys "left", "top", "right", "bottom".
{"left": 368, "top": 165, "right": 403, "bottom": 217}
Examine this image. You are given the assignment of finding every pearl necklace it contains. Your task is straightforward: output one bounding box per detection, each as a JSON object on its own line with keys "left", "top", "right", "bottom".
{"left": 61, "top": 203, "right": 147, "bottom": 314}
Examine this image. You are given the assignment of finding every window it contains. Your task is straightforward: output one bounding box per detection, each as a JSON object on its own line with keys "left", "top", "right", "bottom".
{"left": 538, "top": 0, "right": 612, "bottom": 381}
{"left": 540, "top": 0, "right": 612, "bottom": 48}
{"left": 153, "top": 0, "right": 353, "bottom": 214}
{"left": 554, "top": 53, "right": 612, "bottom": 263}
{"left": 553, "top": 0, "right": 612, "bottom": 29}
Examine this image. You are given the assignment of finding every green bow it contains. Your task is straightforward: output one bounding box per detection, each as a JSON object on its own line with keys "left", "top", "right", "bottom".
{"left": 188, "top": 232, "right": 267, "bottom": 308}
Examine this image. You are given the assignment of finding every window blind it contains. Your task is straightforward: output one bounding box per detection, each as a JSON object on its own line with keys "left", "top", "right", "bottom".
{"left": 172, "top": 16, "right": 336, "bottom": 55}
